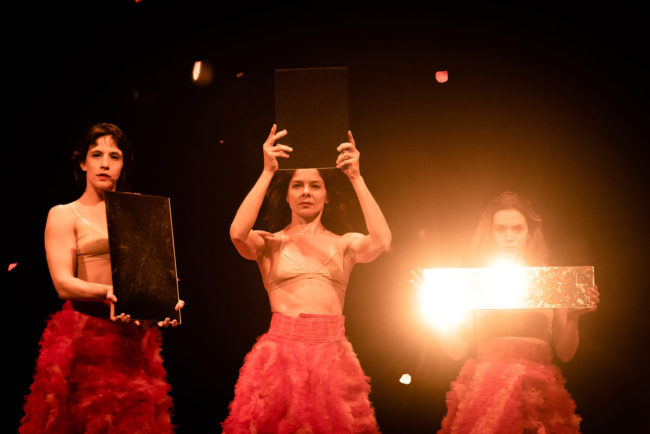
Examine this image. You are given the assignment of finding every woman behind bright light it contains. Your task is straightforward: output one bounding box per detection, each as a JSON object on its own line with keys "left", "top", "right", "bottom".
{"left": 223, "top": 125, "right": 391, "bottom": 433}
{"left": 19, "top": 123, "right": 183, "bottom": 433}
{"left": 438, "top": 191, "right": 600, "bottom": 434}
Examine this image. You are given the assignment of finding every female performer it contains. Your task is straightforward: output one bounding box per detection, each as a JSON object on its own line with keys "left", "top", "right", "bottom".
{"left": 20, "top": 123, "right": 183, "bottom": 433}
{"left": 223, "top": 125, "right": 391, "bottom": 433}
{"left": 438, "top": 191, "right": 599, "bottom": 433}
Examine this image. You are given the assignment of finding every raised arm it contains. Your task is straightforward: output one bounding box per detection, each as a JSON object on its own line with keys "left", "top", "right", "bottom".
{"left": 336, "top": 131, "right": 392, "bottom": 264}
{"left": 229, "top": 125, "right": 291, "bottom": 260}
{"left": 44, "top": 205, "right": 116, "bottom": 302}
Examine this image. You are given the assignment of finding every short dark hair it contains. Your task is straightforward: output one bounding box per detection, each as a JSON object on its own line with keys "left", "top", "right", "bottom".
{"left": 70, "top": 123, "right": 134, "bottom": 191}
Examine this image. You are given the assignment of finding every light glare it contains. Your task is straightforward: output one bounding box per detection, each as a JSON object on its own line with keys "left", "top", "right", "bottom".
{"left": 192, "top": 61, "right": 202, "bottom": 81}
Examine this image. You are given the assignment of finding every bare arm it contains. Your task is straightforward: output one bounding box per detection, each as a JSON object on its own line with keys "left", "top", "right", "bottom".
{"left": 337, "top": 131, "right": 392, "bottom": 264}
{"left": 553, "top": 285, "right": 600, "bottom": 362}
{"left": 229, "top": 125, "right": 291, "bottom": 260}
{"left": 44, "top": 205, "right": 115, "bottom": 302}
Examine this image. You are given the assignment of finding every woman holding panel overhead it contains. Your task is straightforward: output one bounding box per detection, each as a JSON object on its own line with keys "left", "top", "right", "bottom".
{"left": 223, "top": 125, "right": 391, "bottom": 433}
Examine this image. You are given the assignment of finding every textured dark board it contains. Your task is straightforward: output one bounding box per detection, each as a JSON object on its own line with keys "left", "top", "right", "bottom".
{"left": 105, "top": 191, "right": 181, "bottom": 323}
{"left": 274, "top": 67, "right": 349, "bottom": 169}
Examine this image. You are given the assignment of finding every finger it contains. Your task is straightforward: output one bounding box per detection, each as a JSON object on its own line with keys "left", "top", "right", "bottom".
{"left": 272, "top": 144, "right": 293, "bottom": 152}
{"left": 336, "top": 152, "right": 357, "bottom": 164}
{"left": 158, "top": 320, "right": 164, "bottom": 327}
{"left": 134, "top": 320, "right": 141, "bottom": 326}
{"left": 125, "top": 314, "right": 132, "bottom": 323}
{"left": 176, "top": 300, "right": 185, "bottom": 310}
{"left": 337, "top": 142, "right": 353, "bottom": 153}
{"left": 273, "top": 129, "right": 288, "bottom": 141}
{"left": 348, "top": 130, "right": 355, "bottom": 146}
{"left": 337, "top": 156, "right": 359, "bottom": 168}
{"left": 171, "top": 319, "right": 179, "bottom": 327}
{"left": 267, "top": 124, "right": 277, "bottom": 139}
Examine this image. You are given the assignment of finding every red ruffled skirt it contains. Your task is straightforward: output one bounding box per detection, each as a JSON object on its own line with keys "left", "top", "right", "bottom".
{"left": 222, "top": 313, "right": 380, "bottom": 434}
{"left": 439, "top": 339, "right": 581, "bottom": 434}
{"left": 19, "top": 301, "right": 174, "bottom": 434}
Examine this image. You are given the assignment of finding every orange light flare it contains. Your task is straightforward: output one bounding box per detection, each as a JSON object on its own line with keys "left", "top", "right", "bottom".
{"left": 435, "top": 70, "right": 448, "bottom": 83}
{"left": 416, "top": 260, "right": 527, "bottom": 331}
{"left": 192, "top": 61, "right": 213, "bottom": 86}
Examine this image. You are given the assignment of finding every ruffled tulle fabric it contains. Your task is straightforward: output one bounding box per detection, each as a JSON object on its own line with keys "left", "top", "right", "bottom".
{"left": 222, "top": 313, "right": 380, "bottom": 434}
{"left": 439, "top": 339, "right": 581, "bottom": 434}
{"left": 19, "top": 301, "right": 174, "bottom": 434}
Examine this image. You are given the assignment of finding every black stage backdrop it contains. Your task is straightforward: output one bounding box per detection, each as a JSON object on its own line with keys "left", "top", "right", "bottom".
{"left": 5, "top": 2, "right": 649, "bottom": 433}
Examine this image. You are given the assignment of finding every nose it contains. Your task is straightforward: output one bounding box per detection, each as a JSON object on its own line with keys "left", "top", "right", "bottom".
{"left": 505, "top": 229, "right": 514, "bottom": 243}
{"left": 100, "top": 155, "right": 110, "bottom": 168}
{"left": 301, "top": 185, "right": 311, "bottom": 196}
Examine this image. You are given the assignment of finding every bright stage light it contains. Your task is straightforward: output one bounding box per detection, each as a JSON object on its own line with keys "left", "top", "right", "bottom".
{"left": 399, "top": 373, "right": 412, "bottom": 385}
{"left": 417, "top": 264, "right": 594, "bottom": 330}
{"left": 192, "top": 61, "right": 202, "bottom": 81}
{"left": 417, "top": 268, "right": 471, "bottom": 331}
{"left": 192, "top": 61, "right": 213, "bottom": 86}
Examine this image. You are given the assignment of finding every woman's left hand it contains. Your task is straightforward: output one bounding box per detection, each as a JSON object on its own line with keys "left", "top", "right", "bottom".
{"left": 568, "top": 284, "right": 600, "bottom": 318}
{"left": 336, "top": 131, "right": 361, "bottom": 180}
{"left": 158, "top": 299, "right": 185, "bottom": 328}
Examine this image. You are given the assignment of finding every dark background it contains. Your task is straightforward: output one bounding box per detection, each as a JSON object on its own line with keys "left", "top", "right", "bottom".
{"left": 5, "top": 1, "right": 649, "bottom": 432}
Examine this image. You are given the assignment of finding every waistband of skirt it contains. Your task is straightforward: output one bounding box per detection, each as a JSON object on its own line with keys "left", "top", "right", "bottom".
{"left": 477, "top": 338, "right": 552, "bottom": 364}
{"left": 267, "top": 312, "right": 346, "bottom": 343}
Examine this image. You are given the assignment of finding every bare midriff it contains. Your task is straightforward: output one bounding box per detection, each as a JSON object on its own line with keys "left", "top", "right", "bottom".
{"left": 268, "top": 278, "right": 345, "bottom": 317}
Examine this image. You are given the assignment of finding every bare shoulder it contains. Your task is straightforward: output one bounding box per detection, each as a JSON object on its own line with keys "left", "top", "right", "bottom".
{"left": 339, "top": 231, "right": 365, "bottom": 247}
{"left": 255, "top": 229, "right": 282, "bottom": 256}
{"left": 46, "top": 203, "right": 77, "bottom": 229}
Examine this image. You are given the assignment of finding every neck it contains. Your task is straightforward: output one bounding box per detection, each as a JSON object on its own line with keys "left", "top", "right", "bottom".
{"left": 285, "top": 215, "right": 325, "bottom": 235}
{"left": 78, "top": 185, "right": 111, "bottom": 205}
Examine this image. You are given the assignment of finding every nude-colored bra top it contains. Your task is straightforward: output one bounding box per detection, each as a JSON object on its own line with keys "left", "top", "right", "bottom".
{"left": 70, "top": 202, "right": 112, "bottom": 318}
{"left": 262, "top": 230, "right": 348, "bottom": 293}
{"left": 475, "top": 309, "right": 553, "bottom": 343}
{"left": 71, "top": 202, "right": 111, "bottom": 269}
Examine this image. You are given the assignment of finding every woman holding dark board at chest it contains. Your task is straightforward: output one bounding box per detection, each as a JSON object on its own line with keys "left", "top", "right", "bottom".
{"left": 20, "top": 123, "right": 183, "bottom": 433}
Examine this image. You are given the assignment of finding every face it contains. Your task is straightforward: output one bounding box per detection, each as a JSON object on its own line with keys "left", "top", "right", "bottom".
{"left": 80, "top": 135, "right": 124, "bottom": 192}
{"left": 491, "top": 208, "right": 529, "bottom": 263}
{"left": 286, "top": 169, "right": 328, "bottom": 220}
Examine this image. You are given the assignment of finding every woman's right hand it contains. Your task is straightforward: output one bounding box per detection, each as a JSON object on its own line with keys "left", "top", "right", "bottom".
{"left": 263, "top": 124, "right": 291, "bottom": 172}
{"left": 107, "top": 286, "right": 142, "bottom": 326}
